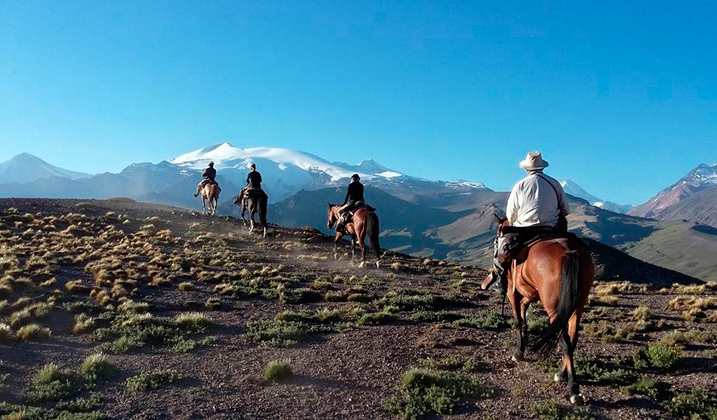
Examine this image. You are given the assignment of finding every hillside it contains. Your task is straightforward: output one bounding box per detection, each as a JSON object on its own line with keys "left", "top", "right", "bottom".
{"left": 0, "top": 198, "right": 715, "bottom": 419}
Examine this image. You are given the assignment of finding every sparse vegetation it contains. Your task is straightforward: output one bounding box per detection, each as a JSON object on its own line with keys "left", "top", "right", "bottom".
{"left": 385, "top": 368, "right": 493, "bottom": 419}
{"left": 126, "top": 369, "right": 181, "bottom": 392}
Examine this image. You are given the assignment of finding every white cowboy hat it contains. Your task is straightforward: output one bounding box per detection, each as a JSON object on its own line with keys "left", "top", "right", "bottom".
{"left": 519, "top": 151, "right": 549, "bottom": 170}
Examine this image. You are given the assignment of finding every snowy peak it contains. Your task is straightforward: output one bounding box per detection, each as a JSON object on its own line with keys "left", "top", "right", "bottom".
{"left": 0, "top": 153, "right": 92, "bottom": 184}
{"left": 559, "top": 179, "right": 603, "bottom": 204}
{"left": 673, "top": 163, "right": 717, "bottom": 189}
{"left": 171, "top": 142, "right": 404, "bottom": 182}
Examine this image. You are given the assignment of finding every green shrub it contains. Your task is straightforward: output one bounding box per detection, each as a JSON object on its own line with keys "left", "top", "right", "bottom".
{"left": 665, "top": 388, "right": 717, "bottom": 419}
{"left": 385, "top": 368, "right": 493, "bottom": 419}
{"left": 620, "top": 377, "right": 662, "bottom": 399}
{"left": 246, "top": 320, "right": 303, "bottom": 348}
{"left": 263, "top": 359, "right": 293, "bottom": 381}
{"left": 24, "top": 363, "right": 81, "bottom": 403}
{"left": 529, "top": 400, "right": 595, "bottom": 420}
{"left": 358, "top": 311, "right": 395, "bottom": 326}
{"left": 453, "top": 311, "right": 508, "bottom": 330}
{"left": 126, "top": 369, "right": 181, "bottom": 392}
{"left": 634, "top": 343, "right": 683, "bottom": 371}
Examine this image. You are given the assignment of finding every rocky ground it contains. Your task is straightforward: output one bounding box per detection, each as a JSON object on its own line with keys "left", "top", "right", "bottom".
{"left": 0, "top": 198, "right": 715, "bottom": 420}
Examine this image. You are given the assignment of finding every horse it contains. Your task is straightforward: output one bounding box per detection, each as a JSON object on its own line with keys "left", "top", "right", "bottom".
{"left": 326, "top": 203, "right": 382, "bottom": 268}
{"left": 240, "top": 188, "right": 268, "bottom": 238}
{"left": 199, "top": 183, "right": 220, "bottom": 215}
{"left": 491, "top": 214, "right": 594, "bottom": 405}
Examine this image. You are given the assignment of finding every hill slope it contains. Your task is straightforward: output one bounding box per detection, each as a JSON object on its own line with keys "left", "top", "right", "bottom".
{"left": 0, "top": 198, "right": 713, "bottom": 420}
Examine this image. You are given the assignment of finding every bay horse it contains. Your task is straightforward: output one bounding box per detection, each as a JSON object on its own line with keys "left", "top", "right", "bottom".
{"left": 235, "top": 187, "right": 249, "bottom": 224}
{"left": 490, "top": 215, "right": 594, "bottom": 405}
{"left": 241, "top": 189, "right": 268, "bottom": 238}
{"left": 199, "top": 183, "right": 220, "bottom": 215}
{"left": 326, "top": 203, "right": 381, "bottom": 268}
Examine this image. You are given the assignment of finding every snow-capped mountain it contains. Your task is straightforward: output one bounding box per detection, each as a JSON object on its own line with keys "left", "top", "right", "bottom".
{"left": 559, "top": 179, "right": 633, "bottom": 214}
{"left": 630, "top": 163, "right": 717, "bottom": 224}
{"left": 171, "top": 142, "right": 405, "bottom": 182}
{"left": 170, "top": 142, "right": 488, "bottom": 203}
{"left": 0, "top": 153, "right": 92, "bottom": 184}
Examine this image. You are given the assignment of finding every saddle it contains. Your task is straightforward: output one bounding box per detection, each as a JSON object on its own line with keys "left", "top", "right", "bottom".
{"left": 243, "top": 188, "right": 268, "bottom": 200}
{"left": 501, "top": 225, "right": 574, "bottom": 262}
{"left": 346, "top": 201, "right": 376, "bottom": 217}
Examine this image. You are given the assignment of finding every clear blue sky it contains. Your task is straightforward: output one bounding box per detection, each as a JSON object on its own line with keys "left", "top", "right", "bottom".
{"left": 1, "top": 0, "right": 716, "bottom": 204}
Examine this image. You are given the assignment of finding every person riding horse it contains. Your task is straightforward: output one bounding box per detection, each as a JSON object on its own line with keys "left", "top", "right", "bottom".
{"left": 483, "top": 151, "right": 571, "bottom": 291}
{"left": 242, "top": 163, "right": 267, "bottom": 199}
{"left": 336, "top": 174, "right": 365, "bottom": 231}
{"left": 194, "top": 162, "right": 221, "bottom": 197}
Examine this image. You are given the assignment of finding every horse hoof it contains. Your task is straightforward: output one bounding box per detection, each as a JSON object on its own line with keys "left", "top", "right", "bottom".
{"left": 375, "top": 261, "right": 380, "bottom": 268}
{"left": 359, "top": 262, "right": 365, "bottom": 268}
{"left": 511, "top": 354, "right": 523, "bottom": 363}
{"left": 554, "top": 373, "right": 562, "bottom": 383}
{"left": 570, "top": 394, "right": 584, "bottom": 406}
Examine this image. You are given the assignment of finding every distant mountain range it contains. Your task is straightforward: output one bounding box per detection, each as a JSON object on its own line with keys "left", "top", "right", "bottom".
{"left": 2, "top": 144, "right": 717, "bottom": 281}
{"left": 630, "top": 163, "right": 717, "bottom": 228}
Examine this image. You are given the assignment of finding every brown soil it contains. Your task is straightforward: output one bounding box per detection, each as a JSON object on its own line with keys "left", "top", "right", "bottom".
{"left": 0, "top": 198, "right": 715, "bottom": 419}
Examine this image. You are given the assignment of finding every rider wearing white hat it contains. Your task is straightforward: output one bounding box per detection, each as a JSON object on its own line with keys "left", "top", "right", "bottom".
{"left": 483, "top": 151, "right": 570, "bottom": 290}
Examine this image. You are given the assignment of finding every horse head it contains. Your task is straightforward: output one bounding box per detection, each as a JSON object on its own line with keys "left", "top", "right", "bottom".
{"left": 493, "top": 213, "right": 509, "bottom": 235}
{"left": 327, "top": 202, "right": 338, "bottom": 230}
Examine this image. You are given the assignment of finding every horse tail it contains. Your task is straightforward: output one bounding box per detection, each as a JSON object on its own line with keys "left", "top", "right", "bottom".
{"left": 366, "top": 212, "right": 381, "bottom": 257}
{"left": 531, "top": 250, "right": 581, "bottom": 357}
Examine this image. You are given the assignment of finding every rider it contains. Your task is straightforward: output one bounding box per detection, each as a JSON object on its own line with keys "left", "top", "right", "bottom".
{"left": 243, "top": 163, "right": 265, "bottom": 198}
{"left": 194, "top": 162, "right": 220, "bottom": 197}
{"left": 482, "top": 151, "right": 570, "bottom": 291}
{"left": 336, "top": 174, "right": 365, "bottom": 230}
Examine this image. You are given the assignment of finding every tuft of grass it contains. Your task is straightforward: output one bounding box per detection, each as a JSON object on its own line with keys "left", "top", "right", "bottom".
{"left": 631, "top": 306, "right": 652, "bottom": 321}
{"left": 178, "top": 282, "right": 193, "bottom": 291}
{"left": 16, "top": 324, "right": 51, "bottom": 341}
{"left": 73, "top": 314, "right": 96, "bottom": 335}
{"left": 81, "top": 353, "right": 114, "bottom": 380}
{"left": 204, "top": 297, "right": 221, "bottom": 310}
{"left": 0, "top": 323, "right": 13, "bottom": 343}
{"left": 263, "top": 359, "right": 294, "bottom": 381}
{"left": 358, "top": 311, "right": 395, "bottom": 326}
{"left": 385, "top": 368, "right": 493, "bottom": 420}
{"left": 173, "top": 312, "right": 211, "bottom": 333}
{"left": 126, "top": 369, "right": 181, "bottom": 392}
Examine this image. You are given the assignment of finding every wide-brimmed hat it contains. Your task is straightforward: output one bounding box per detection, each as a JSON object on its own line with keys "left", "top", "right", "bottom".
{"left": 519, "top": 151, "right": 549, "bottom": 171}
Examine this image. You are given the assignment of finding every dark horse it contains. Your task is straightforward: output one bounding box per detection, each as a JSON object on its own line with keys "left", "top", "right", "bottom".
{"left": 235, "top": 188, "right": 268, "bottom": 238}
{"left": 326, "top": 203, "right": 382, "bottom": 268}
{"left": 490, "top": 215, "right": 594, "bottom": 405}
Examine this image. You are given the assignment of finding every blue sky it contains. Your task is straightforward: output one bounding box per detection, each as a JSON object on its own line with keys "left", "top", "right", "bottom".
{"left": 1, "top": 0, "right": 716, "bottom": 204}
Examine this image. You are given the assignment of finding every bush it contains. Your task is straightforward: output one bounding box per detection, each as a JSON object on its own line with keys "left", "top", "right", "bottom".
{"left": 385, "top": 368, "right": 493, "bottom": 419}
{"left": 634, "top": 343, "right": 683, "bottom": 371}
{"left": 25, "top": 363, "right": 81, "bottom": 403}
{"left": 621, "top": 377, "right": 662, "bottom": 399}
{"left": 263, "top": 359, "right": 293, "bottom": 381}
{"left": 126, "top": 370, "right": 181, "bottom": 392}
{"left": 246, "top": 320, "right": 304, "bottom": 347}
{"left": 453, "top": 311, "right": 508, "bottom": 330}
{"left": 665, "top": 388, "right": 717, "bottom": 419}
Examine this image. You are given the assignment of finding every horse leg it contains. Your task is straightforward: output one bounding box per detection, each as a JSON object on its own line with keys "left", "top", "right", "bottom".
{"left": 508, "top": 289, "right": 524, "bottom": 362}
{"left": 516, "top": 299, "right": 531, "bottom": 359}
{"left": 358, "top": 233, "right": 366, "bottom": 268}
{"left": 333, "top": 232, "right": 342, "bottom": 260}
{"left": 554, "top": 313, "right": 582, "bottom": 404}
{"left": 350, "top": 238, "right": 356, "bottom": 261}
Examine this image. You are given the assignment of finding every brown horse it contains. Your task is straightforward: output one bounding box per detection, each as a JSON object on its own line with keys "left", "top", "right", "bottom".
{"left": 199, "top": 183, "right": 220, "bottom": 215}
{"left": 491, "top": 215, "right": 594, "bottom": 405}
{"left": 327, "top": 203, "right": 381, "bottom": 268}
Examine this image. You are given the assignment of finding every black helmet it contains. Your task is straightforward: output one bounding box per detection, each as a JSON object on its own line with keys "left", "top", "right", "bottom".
{"left": 351, "top": 174, "right": 360, "bottom": 181}
{"left": 208, "top": 162, "right": 214, "bottom": 167}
